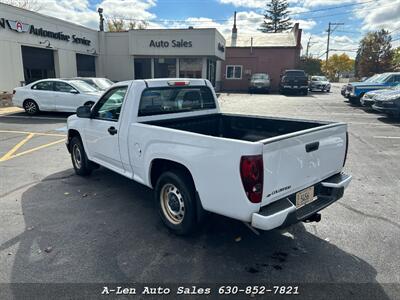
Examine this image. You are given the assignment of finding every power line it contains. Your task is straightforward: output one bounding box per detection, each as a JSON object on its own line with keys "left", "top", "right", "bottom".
{"left": 106, "top": 0, "right": 399, "bottom": 24}
{"left": 287, "top": 0, "right": 375, "bottom": 16}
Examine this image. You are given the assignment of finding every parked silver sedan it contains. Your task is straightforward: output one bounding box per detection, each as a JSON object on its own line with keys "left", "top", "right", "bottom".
{"left": 361, "top": 84, "right": 400, "bottom": 107}
{"left": 309, "top": 76, "right": 331, "bottom": 92}
{"left": 249, "top": 73, "right": 271, "bottom": 93}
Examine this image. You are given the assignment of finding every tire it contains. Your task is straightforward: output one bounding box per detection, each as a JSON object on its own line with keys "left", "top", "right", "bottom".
{"left": 23, "top": 99, "right": 39, "bottom": 115}
{"left": 70, "top": 136, "right": 94, "bottom": 176}
{"left": 155, "top": 170, "right": 198, "bottom": 235}
{"left": 302, "top": 89, "right": 308, "bottom": 95}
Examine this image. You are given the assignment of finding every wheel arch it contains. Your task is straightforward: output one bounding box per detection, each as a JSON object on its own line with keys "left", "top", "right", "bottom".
{"left": 67, "top": 129, "right": 82, "bottom": 153}
{"left": 150, "top": 158, "right": 195, "bottom": 189}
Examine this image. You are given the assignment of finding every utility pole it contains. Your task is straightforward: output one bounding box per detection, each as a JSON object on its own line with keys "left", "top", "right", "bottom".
{"left": 326, "top": 22, "right": 344, "bottom": 63}
{"left": 305, "top": 36, "right": 315, "bottom": 57}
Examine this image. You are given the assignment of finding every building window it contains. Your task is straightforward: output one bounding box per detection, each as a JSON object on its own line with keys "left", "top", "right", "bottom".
{"left": 154, "top": 58, "right": 176, "bottom": 78}
{"left": 226, "top": 65, "right": 242, "bottom": 80}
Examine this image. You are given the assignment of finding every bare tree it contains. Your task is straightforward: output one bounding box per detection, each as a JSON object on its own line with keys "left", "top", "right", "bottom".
{"left": 107, "top": 18, "right": 125, "bottom": 32}
{"left": 0, "top": 0, "right": 43, "bottom": 11}
{"left": 107, "top": 17, "right": 148, "bottom": 32}
{"left": 128, "top": 20, "right": 148, "bottom": 30}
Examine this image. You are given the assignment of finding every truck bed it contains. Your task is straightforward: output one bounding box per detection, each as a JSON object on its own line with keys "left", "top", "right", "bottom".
{"left": 145, "top": 113, "right": 330, "bottom": 142}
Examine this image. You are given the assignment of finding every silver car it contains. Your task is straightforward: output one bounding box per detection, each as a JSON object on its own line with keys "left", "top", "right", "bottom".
{"left": 249, "top": 73, "right": 271, "bottom": 93}
{"left": 309, "top": 76, "right": 331, "bottom": 92}
{"left": 361, "top": 84, "right": 400, "bottom": 107}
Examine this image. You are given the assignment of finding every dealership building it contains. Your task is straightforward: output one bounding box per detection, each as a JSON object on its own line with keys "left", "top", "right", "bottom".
{"left": 0, "top": 3, "right": 226, "bottom": 93}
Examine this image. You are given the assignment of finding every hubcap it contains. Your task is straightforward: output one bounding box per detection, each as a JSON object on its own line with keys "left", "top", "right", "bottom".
{"left": 160, "top": 183, "right": 185, "bottom": 224}
{"left": 25, "top": 102, "right": 36, "bottom": 114}
{"left": 72, "top": 144, "right": 82, "bottom": 169}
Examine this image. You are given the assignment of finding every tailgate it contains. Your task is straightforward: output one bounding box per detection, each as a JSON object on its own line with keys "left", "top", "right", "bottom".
{"left": 261, "top": 123, "right": 347, "bottom": 206}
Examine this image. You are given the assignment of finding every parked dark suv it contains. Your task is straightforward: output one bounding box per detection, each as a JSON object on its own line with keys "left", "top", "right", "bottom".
{"left": 279, "top": 69, "right": 309, "bottom": 95}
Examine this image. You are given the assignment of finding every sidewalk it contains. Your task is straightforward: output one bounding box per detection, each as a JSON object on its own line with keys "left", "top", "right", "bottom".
{"left": 0, "top": 106, "right": 23, "bottom": 115}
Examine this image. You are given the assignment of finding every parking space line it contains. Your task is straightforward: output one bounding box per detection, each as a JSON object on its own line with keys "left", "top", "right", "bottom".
{"left": 373, "top": 136, "right": 400, "bottom": 139}
{"left": 9, "top": 138, "right": 65, "bottom": 159}
{"left": 0, "top": 115, "right": 66, "bottom": 121}
{"left": 0, "top": 133, "right": 34, "bottom": 162}
{"left": 0, "top": 130, "right": 65, "bottom": 137}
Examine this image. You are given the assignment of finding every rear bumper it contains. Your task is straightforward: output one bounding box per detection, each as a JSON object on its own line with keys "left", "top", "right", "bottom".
{"left": 282, "top": 85, "right": 308, "bottom": 90}
{"left": 251, "top": 173, "right": 351, "bottom": 231}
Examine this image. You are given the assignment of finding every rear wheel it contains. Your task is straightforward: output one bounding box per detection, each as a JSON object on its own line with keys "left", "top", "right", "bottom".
{"left": 70, "top": 136, "right": 95, "bottom": 176}
{"left": 23, "top": 99, "right": 39, "bottom": 115}
{"left": 155, "top": 170, "right": 198, "bottom": 235}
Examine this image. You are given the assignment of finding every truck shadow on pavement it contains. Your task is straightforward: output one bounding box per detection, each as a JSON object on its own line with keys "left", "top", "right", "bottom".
{"left": 2, "top": 168, "right": 391, "bottom": 299}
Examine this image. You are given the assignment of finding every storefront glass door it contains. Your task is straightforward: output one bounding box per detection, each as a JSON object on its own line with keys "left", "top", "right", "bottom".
{"left": 134, "top": 58, "right": 151, "bottom": 79}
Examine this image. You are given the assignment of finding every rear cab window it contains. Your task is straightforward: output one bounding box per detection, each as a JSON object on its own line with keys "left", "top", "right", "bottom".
{"left": 138, "top": 86, "right": 216, "bottom": 117}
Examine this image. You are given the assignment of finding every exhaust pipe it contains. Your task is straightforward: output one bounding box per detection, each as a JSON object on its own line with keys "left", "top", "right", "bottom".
{"left": 303, "top": 213, "right": 321, "bottom": 223}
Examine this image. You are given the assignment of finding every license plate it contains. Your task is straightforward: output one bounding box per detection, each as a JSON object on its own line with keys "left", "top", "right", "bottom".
{"left": 296, "top": 186, "right": 316, "bottom": 208}
{"left": 293, "top": 85, "right": 298, "bottom": 88}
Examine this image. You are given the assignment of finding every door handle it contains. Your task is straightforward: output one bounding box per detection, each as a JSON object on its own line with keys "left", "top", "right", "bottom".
{"left": 306, "top": 141, "right": 319, "bottom": 153}
{"left": 108, "top": 126, "right": 118, "bottom": 135}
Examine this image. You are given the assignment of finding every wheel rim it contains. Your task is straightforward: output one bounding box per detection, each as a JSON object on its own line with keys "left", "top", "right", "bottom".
{"left": 25, "top": 101, "right": 36, "bottom": 114}
{"left": 160, "top": 183, "right": 185, "bottom": 225}
{"left": 72, "top": 144, "right": 82, "bottom": 169}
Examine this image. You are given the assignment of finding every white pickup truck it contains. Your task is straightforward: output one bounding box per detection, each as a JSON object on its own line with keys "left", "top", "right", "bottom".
{"left": 66, "top": 79, "right": 352, "bottom": 235}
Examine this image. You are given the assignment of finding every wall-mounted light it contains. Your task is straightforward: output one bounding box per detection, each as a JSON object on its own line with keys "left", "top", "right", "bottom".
{"left": 86, "top": 48, "right": 97, "bottom": 55}
{"left": 39, "top": 40, "right": 52, "bottom": 49}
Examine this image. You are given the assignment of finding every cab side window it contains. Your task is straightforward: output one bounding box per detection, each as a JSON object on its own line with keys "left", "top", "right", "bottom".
{"left": 92, "top": 86, "right": 128, "bottom": 121}
{"left": 32, "top": 81, "right": 53, "bottom": 91}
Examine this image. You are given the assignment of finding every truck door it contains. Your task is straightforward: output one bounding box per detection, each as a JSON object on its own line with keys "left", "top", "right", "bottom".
{"left": 83, "top": 86, "right": 128, "bottom": 173}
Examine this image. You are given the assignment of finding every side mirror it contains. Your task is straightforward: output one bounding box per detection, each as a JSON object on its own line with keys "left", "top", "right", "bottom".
{"left": 76, "top": 105, "right": 92, "bottom": 118}
{"left": 70, "top": 89, "right": 79, "bottom": 94}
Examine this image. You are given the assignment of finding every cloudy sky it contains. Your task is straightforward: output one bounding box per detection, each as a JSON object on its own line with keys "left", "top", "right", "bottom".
{"left": 3, "top": 0, "right": 400, "bottom": 58}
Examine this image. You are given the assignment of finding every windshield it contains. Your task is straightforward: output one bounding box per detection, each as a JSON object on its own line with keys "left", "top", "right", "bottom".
{"left": 251, "top": 74, "right": 269, "bottom": 80}
{"left": 312, "top": 76, "right": 328, "bottom": 81}
{"left": 374, "top": 74, "right": 390, "bottom": 83}
{"left": 285, "top": 71, "right": 305, "bottom": 76}
{"left": 68, "top": 80, "right": 98, "bottom": 93}
{"left": 93, "top": 78, "right": 114, "bottom": 90}
{"left": 365, "top": 74, "right": 382, "bottom": 82}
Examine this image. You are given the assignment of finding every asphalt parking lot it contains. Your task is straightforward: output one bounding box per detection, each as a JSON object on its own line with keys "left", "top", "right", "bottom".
{"left": 0, "top": 84, "right": 399, "bottom": 299}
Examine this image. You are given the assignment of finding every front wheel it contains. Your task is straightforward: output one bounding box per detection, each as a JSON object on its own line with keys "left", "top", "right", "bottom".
{"left": 155, "top": 170, "right": 198, "bottom": 235}
{"left": 70, "top": 136, "right": 94, "bottom": 176}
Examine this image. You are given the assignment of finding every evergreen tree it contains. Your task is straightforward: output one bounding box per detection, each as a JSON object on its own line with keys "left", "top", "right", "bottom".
{"left": 259, "top": 0, "right": 292, "bottom": 33}
{"left": 356, "top": 29, "right": 394, "bottom": 77}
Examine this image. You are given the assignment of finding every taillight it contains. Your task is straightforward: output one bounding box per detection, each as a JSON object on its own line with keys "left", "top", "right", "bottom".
{"left": 13, "top": 90, "right": 16, "bottom": 95}
{"left": 240, "top": 155, "right": 263, "bottom": 203}
{"left": 343, "top": 132, "right": 349, "bottom": 167}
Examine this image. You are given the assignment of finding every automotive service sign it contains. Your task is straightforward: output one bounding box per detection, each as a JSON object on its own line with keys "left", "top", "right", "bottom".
{"left": 0, "top": 17, "right": 91, "bottom": 46}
